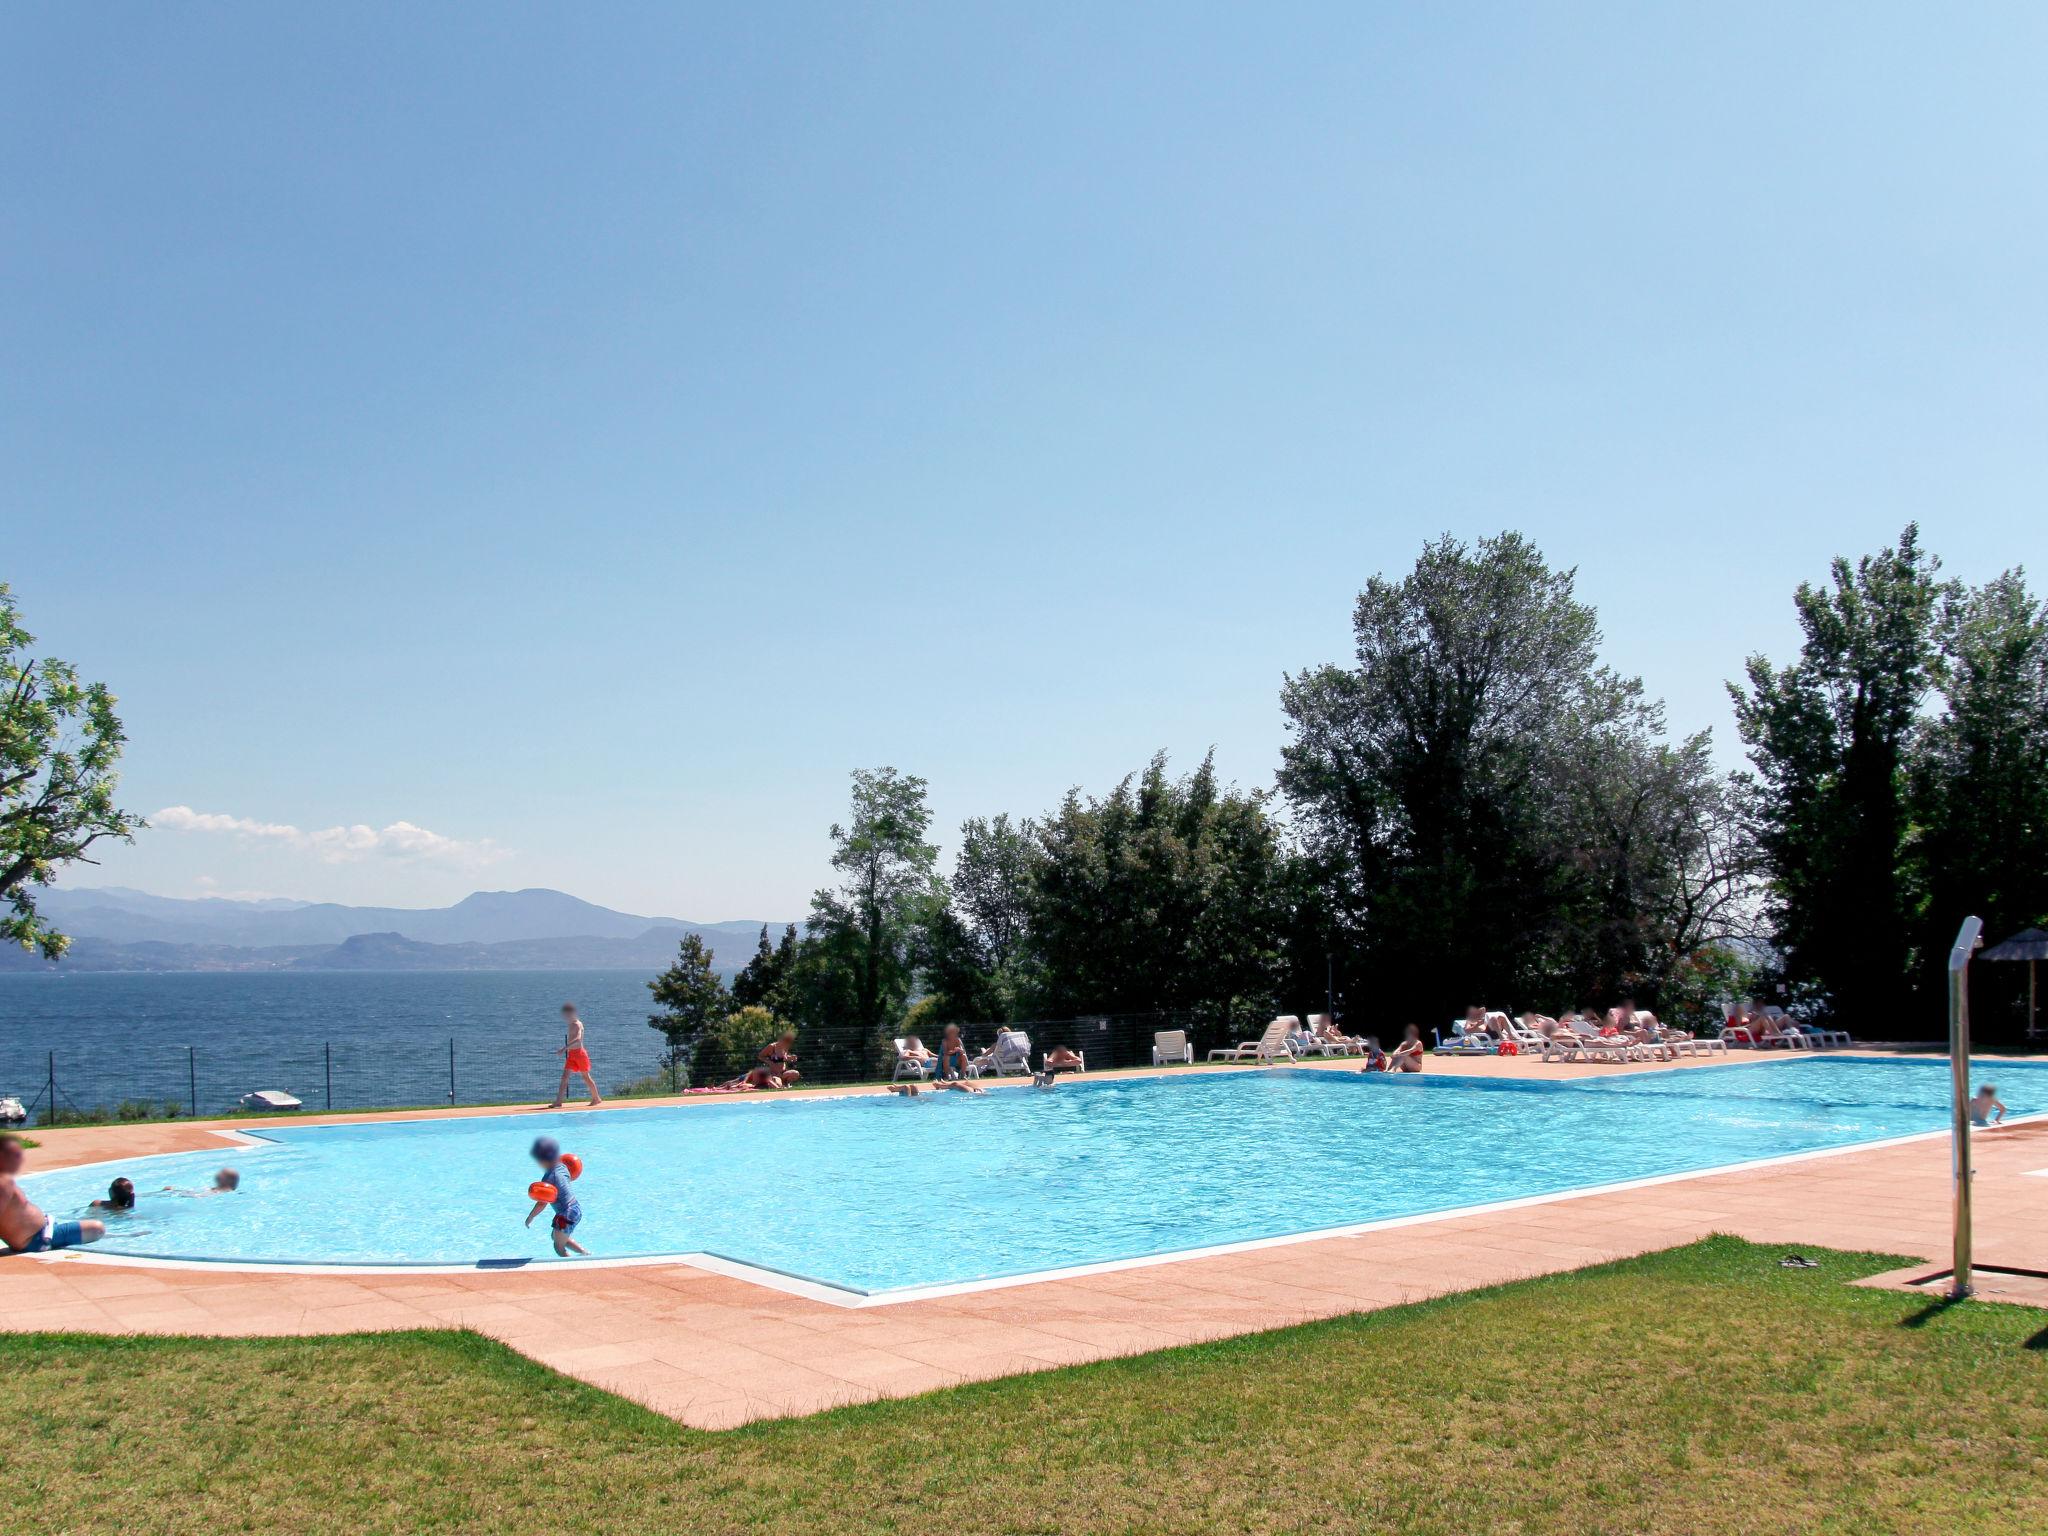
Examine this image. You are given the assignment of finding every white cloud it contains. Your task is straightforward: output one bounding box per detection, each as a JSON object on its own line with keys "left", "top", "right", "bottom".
{"left": 153, "top": 806, "right": 509, "bottom": 867}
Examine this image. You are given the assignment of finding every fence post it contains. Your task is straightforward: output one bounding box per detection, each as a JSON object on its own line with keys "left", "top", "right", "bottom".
{"left": 188, "top": 1046, "right": 197, "bottom": 1118}
{"left": 448, "top": 1037, "right": 456, "bottom": 1104}
{"left": 325, "top": 1042, "right": 333, "bottom": 1112}
{"left": 46, "top": 1052, "right": 56, "bottom": 1128}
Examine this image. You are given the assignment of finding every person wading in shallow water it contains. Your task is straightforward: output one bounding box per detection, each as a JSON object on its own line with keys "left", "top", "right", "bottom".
{"left": 550, "top": 1002, "right": 604, "bottom": 1109}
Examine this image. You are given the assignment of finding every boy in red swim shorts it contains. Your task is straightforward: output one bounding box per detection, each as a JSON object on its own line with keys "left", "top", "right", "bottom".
{"left": 551, "top": 1002, "right": 604, "bottom": 1109}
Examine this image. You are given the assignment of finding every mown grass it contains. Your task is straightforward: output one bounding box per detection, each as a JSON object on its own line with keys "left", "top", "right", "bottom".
{"left": 6, "top": 1237, "right": 2046, "bottom": 1534}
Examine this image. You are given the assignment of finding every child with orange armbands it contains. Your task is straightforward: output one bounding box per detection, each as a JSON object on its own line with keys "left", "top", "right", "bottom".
{"left": 524, "top": 1137, "right": 587, "bottom": 1256}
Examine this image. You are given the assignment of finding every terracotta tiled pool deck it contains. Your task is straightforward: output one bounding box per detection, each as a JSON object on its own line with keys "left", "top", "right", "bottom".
{"left": 8, "top": 1050, "right": 2046, "bottom": 1429}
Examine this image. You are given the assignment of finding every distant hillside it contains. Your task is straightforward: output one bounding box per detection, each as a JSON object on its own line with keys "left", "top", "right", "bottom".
{"left": 13, "top": 887, "right": 789, "bottom": 974}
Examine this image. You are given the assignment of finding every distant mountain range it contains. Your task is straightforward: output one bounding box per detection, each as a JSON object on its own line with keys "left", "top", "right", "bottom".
{"left": 1, "top": 887, "right": 789, "bottom": 975}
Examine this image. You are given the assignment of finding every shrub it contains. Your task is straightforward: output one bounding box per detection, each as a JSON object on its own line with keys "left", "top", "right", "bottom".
{"left": 690, "top": 1005, "right": 783, "bottom": 1087}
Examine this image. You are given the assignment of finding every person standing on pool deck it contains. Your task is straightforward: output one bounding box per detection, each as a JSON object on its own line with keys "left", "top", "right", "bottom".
{"left": 525, "top": 1136, "right": 588, "bottom": 1256}
{"left": 551, "top": 1002, "right": 603, "bottom": 1109}
{"left": 0, "top": 1134, "right": 107, "bottom": 1255}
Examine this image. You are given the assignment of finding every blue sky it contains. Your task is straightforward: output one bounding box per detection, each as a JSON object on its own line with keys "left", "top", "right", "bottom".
{"left": 6, "top": 4, "right": 2044, "bottom": 920}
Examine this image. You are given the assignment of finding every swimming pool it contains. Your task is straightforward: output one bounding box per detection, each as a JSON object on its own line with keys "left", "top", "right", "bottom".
{"left": 21, "top": 1058, "right": 2035, "bottom": 1293}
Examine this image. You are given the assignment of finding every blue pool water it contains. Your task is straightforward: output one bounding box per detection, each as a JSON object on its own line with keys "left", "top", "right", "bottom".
{"left": 19, "top": 1058, "right": 2038, "bottom": 1292}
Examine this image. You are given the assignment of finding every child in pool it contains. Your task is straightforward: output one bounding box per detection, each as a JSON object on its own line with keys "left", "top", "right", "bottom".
{"left": 525, "top": 1137, "right": 587, "bottom": 1256}
{"left": 1970, "top": 1084, "right": 2008, "bottom": 1128}
{"left": 89, "top": 1177, "right": 137, "bottom": 1213}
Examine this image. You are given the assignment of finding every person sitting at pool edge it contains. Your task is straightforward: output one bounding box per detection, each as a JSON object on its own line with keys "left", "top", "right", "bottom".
{"left": 1387, "top": 1025, "right": 1425, "bottom": 1072}
{"left": 1042, "top": 1045, "right": 1083, "bottom": 1074}
{"left": 934, "top": 1023, "right": 972, "bottom": 1080}
{"left": 1971, "top": 1084, "right": 2008, "bottom": 1128}
{"left": 526, "top": 1136, "right": 588, "bottom": 1257}
{"left": 757, "top": 1031, "right": 801, "bottom": 1086}
{"left": 0, "top": 1134, "right": 107, "bottom": 1255}
{"left": 89, "top": 1177, "right": 137, "bottom": 1214}
{"left": 1358, "top": 1035, "right": 1389, "bottom": 1071}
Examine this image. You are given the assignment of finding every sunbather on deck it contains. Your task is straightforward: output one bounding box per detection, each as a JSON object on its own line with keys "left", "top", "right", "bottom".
{"left": 1388, "top": 1025, "right": 1425, "bottom": 1072}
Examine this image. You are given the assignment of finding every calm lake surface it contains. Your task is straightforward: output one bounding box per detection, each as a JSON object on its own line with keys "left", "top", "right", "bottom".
{"left": 0, "top": 971, "right": 669, "bottom": 1118}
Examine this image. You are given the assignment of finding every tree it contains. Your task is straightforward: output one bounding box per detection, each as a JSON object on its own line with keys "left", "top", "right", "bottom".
{"left": 1730, "top": 526, "right": 1948, "bottom": 1025}
{"left": 1914, "top": 568, "right": 2048, "bottom": 1024}
{"left": 1028, "top": 751, "right": 1289, "bottom": 1022}
{"left": 806, "top": 767, "right": 941, "bottom": 1053}
{"left": 1280, "top": 533, "right": 1622, "bottom": 1021}
{"left": 2, "top": 585, "right": 143, "bottom": 957}
{"left": 730, "top": 922, "right": 799, "bottom": 1013}
{"left": 646, "top": 933, "right": 730, "bottom": 1087}
{"left": 1279, "top": 533, "right": 1748, "bottom": 1023}
{"left": 914, "top": 814, "right": 1037, "bottom": 1023}
{"left": 1549, "top": 699, "right": 1755, "bottom": 1005}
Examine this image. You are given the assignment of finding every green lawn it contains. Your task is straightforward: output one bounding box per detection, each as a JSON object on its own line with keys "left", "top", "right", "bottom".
{"left": 6, "top": 1237, "right": 2046, "bottom": 1535}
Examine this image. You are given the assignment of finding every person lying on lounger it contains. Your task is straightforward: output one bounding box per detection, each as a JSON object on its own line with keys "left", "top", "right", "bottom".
{"left": 1388, "top": 1025, "right": 1425, "bottom": 1072}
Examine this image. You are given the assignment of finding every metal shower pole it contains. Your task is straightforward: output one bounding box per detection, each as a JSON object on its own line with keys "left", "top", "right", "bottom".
{"left": 1948, "top": 915, "right": 1984, "bottom": 1300}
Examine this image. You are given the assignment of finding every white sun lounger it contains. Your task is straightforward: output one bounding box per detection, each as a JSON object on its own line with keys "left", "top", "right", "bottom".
{"left": 1152, "top": 1029, "right": 1193, "bottom": 1065}
{"left": 1208, "top": 1016, "right": 1299, "bottom": 1063}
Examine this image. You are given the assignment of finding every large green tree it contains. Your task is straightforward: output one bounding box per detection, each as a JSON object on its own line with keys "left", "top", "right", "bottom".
{"left": 1281, "top": 534, "right": 1634, "bottom": 1022}
{"left": 1913, "top": 568, "right": 2048, "bottom": 1023}
{"left": 1730, "top": 526, "right": 1948, "bottom": 1025}
{"left": 914, "top": 814, "right": 1037, "bottom": 1023}
{"left": 646, "top": 933, "right": 731, "bottom": 1087}
{"left": 1, "top": 584, "right": 143, "bottom": 957}
{"left": 1028, "top": 751, "right": 1289, "bottom": 1022}
{"left": 806, "top": 767, "right": 941, "bottom": 1058}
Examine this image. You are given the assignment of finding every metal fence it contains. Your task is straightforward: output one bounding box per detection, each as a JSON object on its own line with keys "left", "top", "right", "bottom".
{"left": 0, "top": 1010, "right": 1277, "bottom": 1126}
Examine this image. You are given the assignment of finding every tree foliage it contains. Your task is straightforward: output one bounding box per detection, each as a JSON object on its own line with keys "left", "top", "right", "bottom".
{"left": 1730, "top": 526, "right": 1948, "bottom": 1023}
{"left": 1913, "top": 570, "right": 2048, "bottom": 979}
{"left": 730, "top": 922, "right": 799, "bottom": 1014}
{"left": 802, "top": 767, "right": 941, "bottom": 1060}
{"left": 1, "top": 585, "right": 143, "bottom": 957}
{"left": 1278, "top": 533, "right": 1740, "bottom": 1023}
{"left": 646, "top": 932, "right": 730, "bottom": 1079}
{"left": 1027, "top": 751, "right": 1290, "bottom": 1020}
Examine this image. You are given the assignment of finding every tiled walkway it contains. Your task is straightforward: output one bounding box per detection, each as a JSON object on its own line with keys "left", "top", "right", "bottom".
{"left": 8, "top": 1052, "right": 2044, "bottom": 1429}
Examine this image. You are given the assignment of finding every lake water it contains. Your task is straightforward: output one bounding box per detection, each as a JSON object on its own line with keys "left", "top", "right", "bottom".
{"left": 0, "top": 971, "right": 672, "bottom": 1118}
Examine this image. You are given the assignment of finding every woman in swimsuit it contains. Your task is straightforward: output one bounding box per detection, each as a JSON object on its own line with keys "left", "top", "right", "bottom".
{"left": 1387, "top": 1025, "right": 1425, "bottom": 1073}
{"left": 756, "top": 1031, "right": 802, "bottom": 1086}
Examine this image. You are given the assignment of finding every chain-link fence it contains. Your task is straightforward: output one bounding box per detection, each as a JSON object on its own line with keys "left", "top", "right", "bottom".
{"left": 0, "top": 1009, "right": 1281, "bottom": 1126}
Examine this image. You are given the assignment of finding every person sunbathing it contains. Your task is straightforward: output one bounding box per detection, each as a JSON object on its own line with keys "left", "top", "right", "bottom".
{"left": 1313, "top": 1017, "right": 1361, "bottom": 1051}
{"left": 1042, "top": 1046, "right": 1084, "bottom": 1072}
{"left": 1388, "top": 1025, "right": 1425, "bottom": 1072}
{"left": 900, "top": 1035, "right": 937, "bottom": 1065}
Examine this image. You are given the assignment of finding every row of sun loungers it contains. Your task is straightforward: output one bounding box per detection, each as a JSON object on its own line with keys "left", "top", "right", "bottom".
{"left": 899, "top": 1006, "right": 1851, "bottom": 1081}
{"left": 891, "top": 1032, "right": 1086, "bottom": 1081}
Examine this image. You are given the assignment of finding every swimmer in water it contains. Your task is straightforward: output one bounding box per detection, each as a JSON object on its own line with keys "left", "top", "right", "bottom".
{"left": 89, "top": 1177, "right": 137, "bottom": 1214}
{"left": 1970, "top": 1084, "right": 2008, "bottom": 1128}
{"left": 163, "top": 1168, "right": 239, "bottom": 1197}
